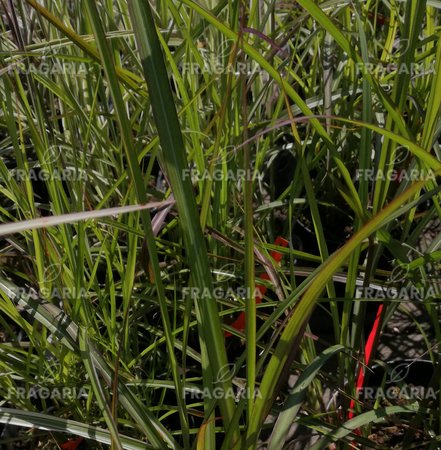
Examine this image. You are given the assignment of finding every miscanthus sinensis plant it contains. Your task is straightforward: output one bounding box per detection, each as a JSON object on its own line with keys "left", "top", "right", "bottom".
{"left": 0, "top": 0, "right": 441, "bottom": 448}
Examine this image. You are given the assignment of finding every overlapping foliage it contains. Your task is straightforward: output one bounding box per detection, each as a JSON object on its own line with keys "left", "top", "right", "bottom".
{"left": 0, "top": 0, "right": 441, "bottom": 448}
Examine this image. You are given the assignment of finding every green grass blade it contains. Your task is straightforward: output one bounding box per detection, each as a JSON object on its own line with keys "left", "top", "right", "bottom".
{"left": 79, "top": 328, "right": 123, "bottom": 450}
{"left": 0, "top": 408, "right": 152, "bottom": 450}
{"left": 268, "top": 345, "right": 345, "bottom": 450}
{"left": 310, "top": 404, "right": 426, "bottom": 450}
{"left": 421, "top": 32, "right": 441, "bottom": 151}
{"left": 126, "top": 0, "right": 237, "bottom": 435}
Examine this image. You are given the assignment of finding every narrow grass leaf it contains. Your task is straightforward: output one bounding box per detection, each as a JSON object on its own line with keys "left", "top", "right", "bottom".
{"left": 268, "top": 345, "right": 345, "bottom": 450}
{"left": 0, "top": 408, "right": 152, "bottom": 450}
{"left": 127, "top": 0, "right": 237, "bottom": 433}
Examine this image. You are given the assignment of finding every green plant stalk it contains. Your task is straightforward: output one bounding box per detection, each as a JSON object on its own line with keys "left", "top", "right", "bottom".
{"left": 199, "top": 37, "right": 239, "bottom": 230}
{"left": 301, "top": 158, "right": 339, "bottom": 342}
{"left": 372, "top": 0, "right": 426, "bottom": 213}
{"left": 126, "top": 0, "right": 237, "bottom": 435}
{"left": 79, "top": 328, "right": 123, "bottom": 450}
{"left": 239, "top": 18, "right": 257, "bottom": 423}
{"left": 342, "top": 3, "right": 374, "bottom": 415}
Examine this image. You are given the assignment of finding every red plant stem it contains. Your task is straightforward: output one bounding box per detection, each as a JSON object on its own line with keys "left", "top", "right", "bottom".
{"left": 348, "top": 303, "right": 384, "bottom": 420}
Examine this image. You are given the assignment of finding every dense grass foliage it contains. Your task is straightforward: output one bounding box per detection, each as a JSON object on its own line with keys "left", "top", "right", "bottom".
{"left": 0, "top": 0, "right": 441, "bottom": 448}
